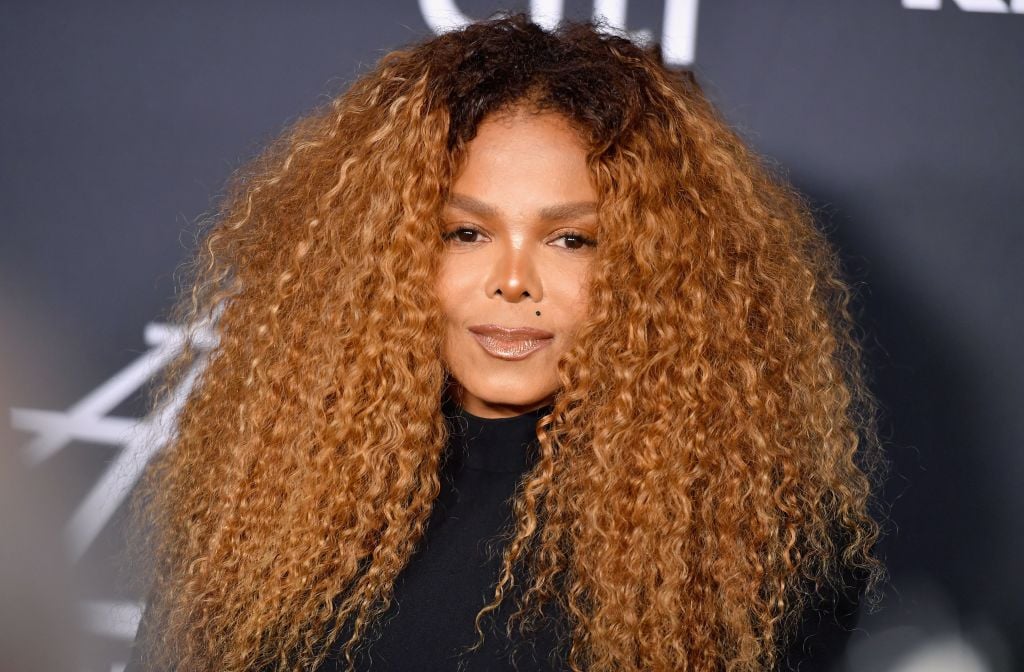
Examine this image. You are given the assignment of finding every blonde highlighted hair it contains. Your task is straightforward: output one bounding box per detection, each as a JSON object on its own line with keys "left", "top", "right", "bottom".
{"left": 127, "top": 11, "right": 887, "bottom": 671}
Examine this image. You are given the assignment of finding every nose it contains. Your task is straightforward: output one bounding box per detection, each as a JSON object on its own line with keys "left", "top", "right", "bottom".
{"left": 486, "top": 239, "right": 542, "bottom": 302}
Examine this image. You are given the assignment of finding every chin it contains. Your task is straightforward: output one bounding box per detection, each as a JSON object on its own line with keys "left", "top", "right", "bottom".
{"left": 478, "top": 386, "right": 549, "bottom": 406}
{"left": 461, "top": 374, "right": 556, "bottom": 409}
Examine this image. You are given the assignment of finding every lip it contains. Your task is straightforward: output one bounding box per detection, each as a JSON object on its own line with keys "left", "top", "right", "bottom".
{"left": 468, "top": 323, "right": 554, "bottom": 361}
{"left": 469, "top": 324, "right": 555, "bottom": 339}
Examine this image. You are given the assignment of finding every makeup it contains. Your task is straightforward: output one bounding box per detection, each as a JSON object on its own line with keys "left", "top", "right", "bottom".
{"left": 468, "top": 324, "right": 554, "bottom": 361}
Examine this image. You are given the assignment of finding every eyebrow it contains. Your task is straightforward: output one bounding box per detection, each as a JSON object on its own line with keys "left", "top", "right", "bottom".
{"left": 445, "top": 192, "right": 598, "bottom": 222}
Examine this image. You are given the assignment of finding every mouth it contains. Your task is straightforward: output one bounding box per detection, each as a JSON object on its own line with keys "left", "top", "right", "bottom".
{"left": 468, "top": 324, "right": 554, "bottom": 361}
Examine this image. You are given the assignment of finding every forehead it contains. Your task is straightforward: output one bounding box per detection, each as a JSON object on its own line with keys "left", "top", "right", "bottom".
{"left": 445, "top": 111, "right": 598, "bottom": 220}
{"left": 460, "top": 109, "right": 588, "bottom": 161}
{"left": 445, "top": 192, "right": 597, "bottom": 220}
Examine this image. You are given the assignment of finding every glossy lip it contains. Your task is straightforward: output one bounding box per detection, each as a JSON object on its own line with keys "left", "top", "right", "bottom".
{"left": 468, "top": 324, "right": 554, "bottom": 361}
{"left": 469, "top": 324, "right": 555, "bottom": 339}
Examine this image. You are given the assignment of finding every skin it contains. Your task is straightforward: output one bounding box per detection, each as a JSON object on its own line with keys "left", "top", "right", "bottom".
{"left": 436, "top": 107, "right": 600, "bottom": 419}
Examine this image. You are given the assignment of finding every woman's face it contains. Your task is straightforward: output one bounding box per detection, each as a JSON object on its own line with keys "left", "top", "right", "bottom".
{"left": 436, "top": 109, "right": 599, "bottom": 418}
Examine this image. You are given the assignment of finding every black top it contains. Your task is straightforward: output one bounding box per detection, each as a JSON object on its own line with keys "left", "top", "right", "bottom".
{"left": 126, "top": 396, "right": 863, "bottom": 671}
{"left": 319, "top": 394, "right": 566, "bottom": 672}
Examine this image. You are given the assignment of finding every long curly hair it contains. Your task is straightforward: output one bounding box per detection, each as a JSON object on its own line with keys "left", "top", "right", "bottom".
{"left": 125, "top": 11, "right": 887, "bottom": 672}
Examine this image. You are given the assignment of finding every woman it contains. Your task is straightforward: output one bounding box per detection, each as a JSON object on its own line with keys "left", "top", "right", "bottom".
{"left": 125, "top": 11, "right": 887, "bottom": 672}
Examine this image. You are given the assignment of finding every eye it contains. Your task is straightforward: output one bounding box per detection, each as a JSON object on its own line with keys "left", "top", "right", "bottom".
{"left": 441, "top": 226, "right": 597, "bottom": 250}
{"left": 552, "top": 230, "right": 598, "bottom": 250}
{"left": 441, "top": 226, "right": 484, "bottom": 244}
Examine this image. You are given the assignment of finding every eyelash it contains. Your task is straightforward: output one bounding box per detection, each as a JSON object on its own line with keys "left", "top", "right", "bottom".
{"left": 441, "top": 226, "right": 597, "bottom": 250}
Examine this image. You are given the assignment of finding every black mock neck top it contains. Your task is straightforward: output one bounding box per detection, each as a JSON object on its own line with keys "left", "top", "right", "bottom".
{"left": 327, "top": 393, "right": 566, "bottom": 671}
{"left": 125, "top": 396, "right": 862, "bottom": 671}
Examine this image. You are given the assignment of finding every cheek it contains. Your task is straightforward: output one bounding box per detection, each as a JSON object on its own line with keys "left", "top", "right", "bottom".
{"left": 575, "top": 274, "right": 591, "bottom": 311}
{"left": 434, "top": 260, "right": 461, "bottom": 321}
{"left": 559, "top": 269, "right": 592, "bottom": 327}
{"left": 435, "top": 265, "right": 472, "bottom": 369}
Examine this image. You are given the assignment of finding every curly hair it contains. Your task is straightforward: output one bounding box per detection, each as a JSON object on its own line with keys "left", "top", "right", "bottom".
{"left": 125, "top": 11, "right": 887, "bottom": 672}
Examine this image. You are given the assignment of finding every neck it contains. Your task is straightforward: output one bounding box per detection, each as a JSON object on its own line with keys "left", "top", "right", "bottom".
{"left": 441, "top": 393, "right": 552, "bottom": 473}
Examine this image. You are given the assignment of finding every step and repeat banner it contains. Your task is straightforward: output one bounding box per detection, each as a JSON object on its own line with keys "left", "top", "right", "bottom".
{"left": 2, "top": 1, "right": 1021, "bottom": 670}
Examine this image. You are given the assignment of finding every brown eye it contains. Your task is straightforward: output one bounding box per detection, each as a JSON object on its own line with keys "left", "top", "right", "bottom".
{"left": 442, "top": 227, "right": 482, "bottom": 243}
{"left": 552, "top": 231, "right": 598, "bottom": 250}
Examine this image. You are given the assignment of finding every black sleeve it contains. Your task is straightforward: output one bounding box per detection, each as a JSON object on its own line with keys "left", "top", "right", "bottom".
{"left": 777, "top": 563, "right": 866, "bottom": 672}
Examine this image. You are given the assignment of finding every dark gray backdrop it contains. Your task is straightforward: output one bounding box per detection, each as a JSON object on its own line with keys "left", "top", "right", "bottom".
{"left": 2, "top": 2, "right": 1020, "bottom": 670}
